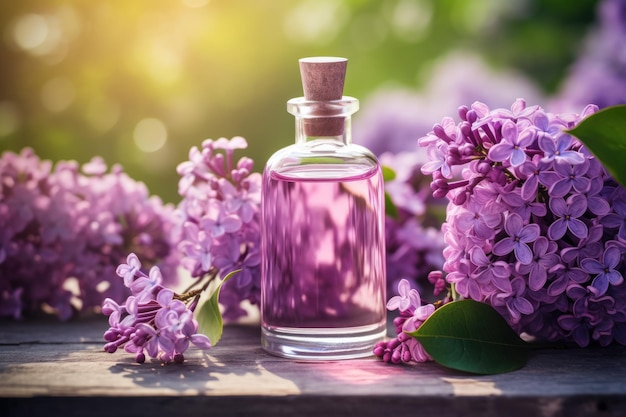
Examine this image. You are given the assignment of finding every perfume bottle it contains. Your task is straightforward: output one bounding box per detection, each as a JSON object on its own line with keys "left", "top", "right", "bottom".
{"left": 260, "top": 57, "right": 386, "bottom": 359}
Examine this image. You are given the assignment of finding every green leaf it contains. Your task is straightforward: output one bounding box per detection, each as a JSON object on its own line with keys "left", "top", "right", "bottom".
{"left": 195, "top": 269, "right": 240, "bottom": 346}
{"left": 382, "top": 166, "right": 398, "bottom": 219}
{"left": 381, "top": 165, "right": 397, "bottom": 182}
{"left": 407, "top": 300, "right": 530, "bottom": 375}
{"left": 567, "top": 105, "right": 626, "bottom": 188}
{"left": 384, "top": 191, "right": 398, "bottom": 219}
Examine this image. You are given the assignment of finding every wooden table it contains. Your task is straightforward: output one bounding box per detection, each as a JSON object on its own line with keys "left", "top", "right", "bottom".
{"left": 1, "top": 318, "right": 625, "bottom": 417}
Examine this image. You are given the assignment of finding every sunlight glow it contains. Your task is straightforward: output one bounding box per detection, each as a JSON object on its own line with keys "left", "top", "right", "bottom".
{"left": 147, "top": 42, "right": 183, "bottom": 85}
{"left": 11, "top": 7, "right": 80, "bottom": 62}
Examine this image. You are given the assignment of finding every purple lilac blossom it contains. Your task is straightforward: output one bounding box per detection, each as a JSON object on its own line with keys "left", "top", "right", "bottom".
{"left": 373, "top": 279, "right": 437, "bottom": 364}
{"left": 547, "top": 196, "right": 589, "bottom": 240}
{"left": 378, "top": 151, "right": 446, "bottom": 302}
{"left": 103, "top": 253, "right": 211, "bottom": 363}
{"left": 176, "top": 137, "right": 261, "bottom": 321}
{"left": 0, "top": 148, "right": 179, "bottom": 320}
{"left": 352, "top": 51, "right": 543, "bottom": 308}
{"left": 492, "top": 213, "right": 540, "bottom": 265}
{"left": 419, "top": 98, "right": 626, "bottom": 347}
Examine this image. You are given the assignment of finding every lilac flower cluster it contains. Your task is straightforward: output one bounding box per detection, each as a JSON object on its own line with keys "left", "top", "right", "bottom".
{"left": 103, "top": 253, "right": 210, "bottom": 363}
{"left": 176, "top": 137, "right": 261, "bottom": 321}
{"left": 419, "top": 99, "right": 626, "bottom": 347}
{"left": 379, "top": 151, "right": 446, "bottom": 300}
{"left": 373, "top": 279, "right": 436, "bottom": 363}
{"left": 0, "top": 148, "right": 178, "bottom": 320}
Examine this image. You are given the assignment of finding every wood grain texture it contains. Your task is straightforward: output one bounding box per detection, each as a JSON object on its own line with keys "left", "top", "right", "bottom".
{"left": 1, "top": 318, "right": 626, "bottom": 417}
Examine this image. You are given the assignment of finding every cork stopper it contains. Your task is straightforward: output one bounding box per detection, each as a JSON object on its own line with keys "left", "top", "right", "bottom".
{"left": 299, "top": 57, "right": 347, "bottom": 101}
{"left": 298, "top": 57, "right": 348, "bottom": 137}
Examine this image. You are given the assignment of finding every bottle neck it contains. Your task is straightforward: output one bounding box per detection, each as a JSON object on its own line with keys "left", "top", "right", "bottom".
{"left": 294, "top": 116, "right": 353, "bottom": 146}
{"left": 287, "top": 96, "right": 358, "bottom": 146}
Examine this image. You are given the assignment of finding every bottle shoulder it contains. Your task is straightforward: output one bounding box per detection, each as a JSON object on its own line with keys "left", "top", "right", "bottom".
{"left": 264, "top": 141, "right": 380, "bottom": 180}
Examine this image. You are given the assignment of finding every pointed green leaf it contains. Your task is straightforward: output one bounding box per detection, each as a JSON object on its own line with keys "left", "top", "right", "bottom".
{"left": 382, "top": 165, "right": 397, "bottom": 182}
{"left": 195, "top": 269, "right": 240, "bottom": 346}
{"left": 385, "top": 191, "right": 398, "bottom": 219}
{"left": 408, "top": 300, "right": 530, "bottom": 374}
{"left": 567, "top": 105, "right": 626, "bottom": 188}
{"left": 382, "top": 166, "right": 398, "bottom": 219}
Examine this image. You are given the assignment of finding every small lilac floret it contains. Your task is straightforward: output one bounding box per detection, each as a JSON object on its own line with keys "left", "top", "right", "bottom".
{"left": 492, "top": 213, "right": 540, "bottom": 265}
{"left": 487, "top": 120, "right": 535, "bottom": 167}
{"left": 581, "top": 247, "right": 624, "bottom": 296}
{"left": 547, "top": 195, "right": 588, "bottom": 241}
{"left": 600, "top": 198, "right": 626, "bottom": 241}
{"left": 387, "top": 279, "right": 420, "bottom": 312}
{"left": 539, "top": 133, "right": 585, "bottom": 165}
{"left": 130, "top": 266, "right": 163, "bottom": 303}
{"left": 116, "top": 253, "right": 143, "bottom": 287}
{"left": 421, "top": 143, "right": 452, "bottom": 179}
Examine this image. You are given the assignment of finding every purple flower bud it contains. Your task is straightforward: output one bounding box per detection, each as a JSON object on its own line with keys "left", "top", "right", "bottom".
{"left": 465, "top": 109, "right": 478, "bottom": 124}
{"left": 451, "top": 190, "right": 468, "bottom": 205}
{"left": 458, "top": 105, "right": 469, "bottom": 121}
{"left": 475, "top": 161, "right": 492, "bottom": 175}
{"left": 104, "top": 343, "right": 118, "bottom": 354}
{"left": 372, "top": 342, "right": 386, "bottom": 357}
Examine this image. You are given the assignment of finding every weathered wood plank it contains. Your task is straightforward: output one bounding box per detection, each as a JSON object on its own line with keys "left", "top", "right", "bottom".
{"left": 1, "top": 319, "right": 625, "bottom": 416}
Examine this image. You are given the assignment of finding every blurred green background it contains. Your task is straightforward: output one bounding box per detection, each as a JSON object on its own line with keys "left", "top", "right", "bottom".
{"left": 0, "top": 0, "right": 598, "bottom": 203}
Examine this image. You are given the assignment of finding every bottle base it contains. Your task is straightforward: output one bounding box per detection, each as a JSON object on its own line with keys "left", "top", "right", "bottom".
{"left": 261, "top": 322, "right": 386, "bottom": 360}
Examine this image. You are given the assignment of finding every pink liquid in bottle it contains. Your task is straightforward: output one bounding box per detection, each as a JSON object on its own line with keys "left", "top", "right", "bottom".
{"left": 262, "top": 164, "right": 386, "bottom": 359}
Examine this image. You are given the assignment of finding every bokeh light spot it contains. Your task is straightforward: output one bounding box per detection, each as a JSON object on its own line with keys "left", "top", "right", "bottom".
{"left": 133, "top": 118, "right": 168, "bottom": 153}
{"left": 13, "top": 14, "right": 49, "bottom": 51}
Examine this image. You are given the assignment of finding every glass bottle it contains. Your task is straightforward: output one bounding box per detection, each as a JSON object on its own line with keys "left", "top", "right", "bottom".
{"left": 260, "top": 57, "right": 386, "bottom": 359}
